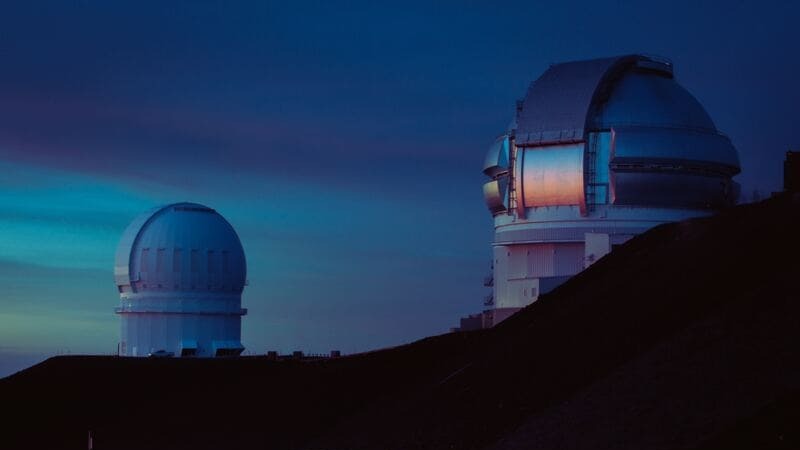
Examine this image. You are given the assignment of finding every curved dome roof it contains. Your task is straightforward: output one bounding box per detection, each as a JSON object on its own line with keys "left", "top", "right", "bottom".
{"left": 514, "top": 55, "right": 632, "bottom": 145}
{"left": 483, "top": 54, "right": 741, "bottom": 215}
{"left": 589, "top": 70, "right": 716, "bottom": 132}
{"left": 114, "top": 202, "right": 246, "bottom": 295}
{"left": 513, "top": 54, "right": 739, "bottom": 176}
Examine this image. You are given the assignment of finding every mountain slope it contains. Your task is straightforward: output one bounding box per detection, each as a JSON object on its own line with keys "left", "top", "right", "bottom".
{"left": 2, "top": 195, "right": 798, "bottom": 450}
{"left": 304, "top": 195, "right": 800, "bottom": 450}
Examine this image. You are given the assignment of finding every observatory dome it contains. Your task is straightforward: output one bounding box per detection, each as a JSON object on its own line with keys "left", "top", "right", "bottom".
{"left": 114, "top": 202, "right": 248, "bottom": 357}
{"left": 476, "top": 54, "right": 741, "bottom": 328}
{"left": 114, "top": 202, "right": 246, "bottom": 294}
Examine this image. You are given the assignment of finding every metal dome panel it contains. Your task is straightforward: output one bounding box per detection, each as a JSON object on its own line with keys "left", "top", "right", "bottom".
{"left": 114, "top": 202, "right": 246, "bottom": 294}
{"left": 590, "top": 71, "right": 717, "bottom": 132}
{"left": 483, "top": 135, "right": 510, "bottom": 177}
{"left": 611, "top": 171, "right": 735, "bottom": 208}
{"left": 483, "top": 178, "right": 509, "bottom": 214}
{"left": 611, "top": 127, "right": 740, "bottom": 174}
{"left": 515, "top": 55, "right": 639, "bottom": 147}
{"left": 114, "top": 204, "right": 163, "bottom": 289}
{"left": 520, "top": 143, "right": 585, "bottom": 209}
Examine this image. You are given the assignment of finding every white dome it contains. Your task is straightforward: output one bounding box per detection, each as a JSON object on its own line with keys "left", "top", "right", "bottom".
{"left": 114, "top": 202, "right": 246, "bottom": 295}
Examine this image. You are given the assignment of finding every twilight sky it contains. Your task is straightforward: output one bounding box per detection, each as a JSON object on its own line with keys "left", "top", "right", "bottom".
{"left": 1, "top": 0, "right": 798, "bottom": 376}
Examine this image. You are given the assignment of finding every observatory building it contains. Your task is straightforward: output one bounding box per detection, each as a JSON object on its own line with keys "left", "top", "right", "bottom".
{"left": 114, "top": 202, "right": 247, "bottom": 357}
{"left": 473, "top": 54, "right": 741, "bottom": 328}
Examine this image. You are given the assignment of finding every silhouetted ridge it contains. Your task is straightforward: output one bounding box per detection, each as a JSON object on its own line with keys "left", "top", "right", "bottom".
{"left": 2, "top": 195, "right": 798, "bottom": 450}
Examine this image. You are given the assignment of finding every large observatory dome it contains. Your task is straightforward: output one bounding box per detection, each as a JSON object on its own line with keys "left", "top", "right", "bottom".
{"left": 476, "top": 54, "right": 741, "bottom": 328}
{"left": 487, "top": 54, "right": 741, "bottom": 216}
{"left": 114, "top": 202, "right": 246, "bottom": 294}
{"left": 114, "top": 202, "right": 248, "bottom": 357}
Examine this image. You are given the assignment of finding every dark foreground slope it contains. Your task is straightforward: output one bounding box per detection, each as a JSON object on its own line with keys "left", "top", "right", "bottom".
{"left": 2, "top": 195, "right": 799, "bottom": 450}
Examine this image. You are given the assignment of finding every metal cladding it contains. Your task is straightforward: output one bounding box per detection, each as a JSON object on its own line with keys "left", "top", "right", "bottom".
{"left": 114, "top": 202, "right": 247, "bottom": 357}
{"left": 481, "top": 54, "right": 741, "bottom": 323}
{"left": 520, "top": 143, "right": 585, "bottom": 209}
{"left": 483, "top": 178, "right": 509, "bottom": 214}
{"left": 515, "top": 56, "right": 632, "bottom": 146}
{"left": 483, "top": 135, "right": 511, "bottom": 177}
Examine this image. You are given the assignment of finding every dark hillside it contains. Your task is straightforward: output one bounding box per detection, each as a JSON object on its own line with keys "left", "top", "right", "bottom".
{"left": 2, "top": 195, "right": 799, "bottom": 450}
{"left": 306, "top": 195, "right": 800, "bottom": 450}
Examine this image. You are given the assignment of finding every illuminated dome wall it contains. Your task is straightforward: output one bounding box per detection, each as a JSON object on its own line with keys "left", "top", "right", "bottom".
{"left": 114, "top": 202, "right": 247, "bottom": 357}
{"left": 482, "top": 54, "right": 740, "bottom": 325}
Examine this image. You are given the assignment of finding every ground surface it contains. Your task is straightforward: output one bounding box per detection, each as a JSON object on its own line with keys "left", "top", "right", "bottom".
{"left": 2, "top": 195, "right": 799, "bottom": 450}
